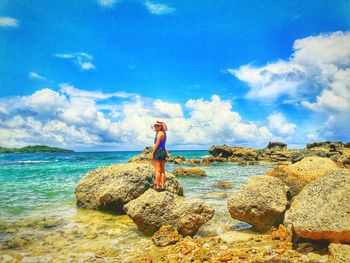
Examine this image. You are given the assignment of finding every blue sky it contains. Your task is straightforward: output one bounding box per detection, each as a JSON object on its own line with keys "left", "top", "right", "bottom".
{"left": 0, "top": 0, "right": 349, "bottom": 151}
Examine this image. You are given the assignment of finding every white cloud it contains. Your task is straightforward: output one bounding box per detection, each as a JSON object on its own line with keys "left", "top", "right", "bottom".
{"left": 144, "top": 2, "right": 175, "bottom": 15}
{"left": 96, "top": 0, "right": 119, "bottom": 8}
{"left": 267, "top": 112, "right": 296, "bottom": 136}
{"left": 229, "top": 31, "right": 350, "bottom": 142}
{"left": 28, "top": 72, "right": 46, "bottom": 81}
{"left": 55, "top": 52, "right": 96, "bottom": 71}
{"left": 229, "top": 31, "right": 350, "bottom": 102}
{"left": 228, "top": 61, "right": 307, "bottom": 101}
{"left": 0, "top": 16, "right": 19, "bottom": 27}
{"left": 0, "top": 87, "right": 277, "bottom": 150}
{"left": 59, "top": 83, "right": 136, "bottom": 99}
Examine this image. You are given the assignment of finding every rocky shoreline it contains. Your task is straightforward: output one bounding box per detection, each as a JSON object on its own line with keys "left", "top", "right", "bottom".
{"left": 1, "top": 141, "right": 349, "bottom": 262}
{"left": 128, "top": 141, "right": 350, "bottom": 169}
{"left": 72, "top": 141, "right": 350, "bottom": 262}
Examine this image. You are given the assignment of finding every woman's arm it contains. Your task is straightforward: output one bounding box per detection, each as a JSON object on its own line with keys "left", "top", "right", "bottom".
{"left": 151, "top": 131, "right": 164, "bottom": 158}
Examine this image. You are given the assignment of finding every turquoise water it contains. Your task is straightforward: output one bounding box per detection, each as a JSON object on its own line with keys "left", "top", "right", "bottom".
{"left": 0, "top": 150, "right": 275, "bottom": 261}
{"left": 0, "top": 150, "right": 272, "bottom": 220}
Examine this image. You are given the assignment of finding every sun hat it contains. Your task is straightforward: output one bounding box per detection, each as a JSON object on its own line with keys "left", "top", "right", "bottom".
{"left": 151, "top": 120, "right": 168, "bottom": 131}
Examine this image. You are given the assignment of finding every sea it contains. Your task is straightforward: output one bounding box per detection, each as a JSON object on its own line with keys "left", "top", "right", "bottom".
{"left": 0, "top": 150, "right": 274, "bottom": 262}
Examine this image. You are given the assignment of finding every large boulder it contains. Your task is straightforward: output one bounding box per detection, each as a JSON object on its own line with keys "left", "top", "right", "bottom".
{"left": 284, "top": 169, "right": 350, "bottom": 243}
{"left": 227, "top": 175, "right": 290, "bottom": 232}
{"left": 266, "top": 156, "right": 340, "bottom": 197}
{"left": 75, "top": 162, "right": 183, "bottom": 212}
{"left": 172, "top": 167, "right": 207, "bottom": 177}
{"left": 123, "top": 189, "right": 215, "bottom": 236}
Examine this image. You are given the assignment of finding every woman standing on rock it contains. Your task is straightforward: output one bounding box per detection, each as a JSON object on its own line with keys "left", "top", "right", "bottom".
{"left": 150, "top": 121, "right": 167, "bottom": 192}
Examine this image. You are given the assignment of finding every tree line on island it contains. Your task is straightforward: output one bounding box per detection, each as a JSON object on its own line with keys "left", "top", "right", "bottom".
{"left": 0, "top": 145, "right": 74, "bottom": 153}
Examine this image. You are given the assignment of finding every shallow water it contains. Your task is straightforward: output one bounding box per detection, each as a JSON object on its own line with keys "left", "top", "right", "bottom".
{"left": 0, "top": 151, "right": 273, "bottom": 262}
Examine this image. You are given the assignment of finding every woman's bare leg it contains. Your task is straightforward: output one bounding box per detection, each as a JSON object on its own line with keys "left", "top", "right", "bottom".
{"left": 160, "top": 160, "right": 165, "bottom": 189}
{"left": 153, "top": 160, "right": 161, "bottom": 188}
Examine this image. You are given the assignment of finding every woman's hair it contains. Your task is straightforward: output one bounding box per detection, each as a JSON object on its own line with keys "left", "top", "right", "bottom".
{"left": 151, "top": 121, "right": 168, "bottom": 131}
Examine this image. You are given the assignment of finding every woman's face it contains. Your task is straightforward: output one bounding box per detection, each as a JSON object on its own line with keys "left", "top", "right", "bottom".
{"left": 154, "top": 124, "right": 161, "bottom": 131}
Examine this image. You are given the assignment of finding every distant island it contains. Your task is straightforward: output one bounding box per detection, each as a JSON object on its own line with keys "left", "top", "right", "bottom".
{"left": 0, "top": 145, "right": 74, "bottom": 153}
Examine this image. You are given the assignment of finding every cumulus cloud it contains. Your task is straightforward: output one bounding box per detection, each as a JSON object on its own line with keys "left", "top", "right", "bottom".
{"left": 229, "top": 31, "right": 350, "bottom": 102}
{"left": 0, "top": 16, "right": 19, "bottom": 27}
{"left": 0, "top": 87, "right": 276, "bottom": 150}
{"left": 229, "top": 31, "right": 350, "bottom": 142}
{"left": 267, "top": 112, "right": 296, "bottom": 136}
{"left": 228, "top": 61, "right": 308, "bottom": 101}
{"left": 55, "top": 52, "right": 96, "bottom": 71}
{"left": 144, "top": 2, "right": 176, "bottom": 15}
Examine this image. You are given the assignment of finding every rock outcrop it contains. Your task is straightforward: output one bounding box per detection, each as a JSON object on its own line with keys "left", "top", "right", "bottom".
{"left": 172, "top": 167, "right": 207, "bottom": 177}
{"left": 128, "top": 146, "right": 174, "bottom": 162}
{"left": 123, "top": 189, "right": 214, "bottom": 236}
{"left": 266, "top": 156, "right": 340, "bottom": 196}
{"left": 227, "top": 175, "right": 290, "bottom": 232}
{"left": 284, "top": 169, "right": 350, "bottom": 243}
{"left": 75, "top": 162, "right": 183, "bottom": 212}
{"left": 209, "top": 145, "right": 259, "bottom": 161}
{"left": 266, "top": 142, "right": 287, "bottom": 150}
{"left": 207, "top": 141, "right": 350, "bottom": 166}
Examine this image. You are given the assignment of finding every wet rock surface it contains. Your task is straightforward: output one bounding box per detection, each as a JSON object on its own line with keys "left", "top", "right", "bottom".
{"left": 172, "top": 167, "right": 207, "bottom": 176}
{"left": 151, "top": 225, "right": 183, "bottom": 247}
{"left": 130, "top": 231, "right": 329, "bottom": 263}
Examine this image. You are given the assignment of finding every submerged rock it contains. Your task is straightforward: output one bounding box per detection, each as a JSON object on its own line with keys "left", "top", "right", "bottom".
{"left": 227, "top": 175, "right": 290, "bottom": 232}
{"left": 123, "top": 189, "right": 214, "bottom": 236}
{"left": 284, "top": 169, "right": 350, "bottom": 243}
{"left": 206, "top": 192, "right": 228, "bottom": 199}
{"left": 172, "top": 167, "right": 207, "bottom": 177}
{"left": 185, "top": 159, "right": 201, "bottom": 166}
{"left": 75, "top": 162, "right": 183, "bottom": 212}
{"left": 216, "top": 181, "right": 233, "bottom": 189}
{"left": 266, "top": 156, "right": 339, "bottom": 196}
{"left": 202, "top": 155, "right": 228, "bottom": 164}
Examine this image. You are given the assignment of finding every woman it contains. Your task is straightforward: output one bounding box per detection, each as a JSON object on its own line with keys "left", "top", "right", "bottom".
{"left": 150, "top": 120, "right": 167, "bottom": 192}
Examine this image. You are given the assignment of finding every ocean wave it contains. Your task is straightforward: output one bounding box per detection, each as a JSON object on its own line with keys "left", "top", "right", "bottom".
{"left": 0, "top": 160, "right": 54, "bottom": 165}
